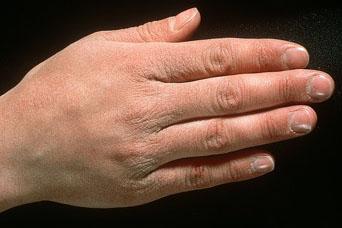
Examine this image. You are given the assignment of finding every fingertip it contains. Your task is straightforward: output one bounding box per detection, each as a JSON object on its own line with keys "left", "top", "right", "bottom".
{"left": 305, "top": 105, "right": 318, "bottom": 129}
{"left": 282, "top": 44, "right": 310, "bottom": 69}
{"left": 171, "top": 8, "right": 200, "bottom": 31}
{"left": 251, "top": 154, "right": 275, "bottom": 174}
{"left": 191, "top": 7, "right": 201, "bottom": 28}
{"left": 168, "top": 8, "right": 201, "bottom": 41}
{"left": 191, "top": 8, "right": 201, "bottom": 31}
{"left": 288, "top": 105, "right": 317, "bottom": 134}
{"left": 306, "top": 72, "right": 335, "bottom": 102}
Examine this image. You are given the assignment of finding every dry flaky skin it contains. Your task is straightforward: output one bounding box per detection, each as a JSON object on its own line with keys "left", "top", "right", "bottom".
{"left": 0, "top": 8, "right": 334, "bottom": 212}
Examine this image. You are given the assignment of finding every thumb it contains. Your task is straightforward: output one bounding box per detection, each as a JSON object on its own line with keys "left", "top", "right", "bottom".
{"left": 97, "top": 8, "right": 201, "bottom": 42}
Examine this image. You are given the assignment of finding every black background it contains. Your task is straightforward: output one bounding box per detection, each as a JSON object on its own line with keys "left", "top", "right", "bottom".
{"left": 0, "top": 1, "right": 341, "bottom": 227}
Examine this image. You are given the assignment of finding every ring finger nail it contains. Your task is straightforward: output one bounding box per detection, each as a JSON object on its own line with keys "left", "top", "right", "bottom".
{"left": 288, "top": 108, "right": 313, "bottom": 134}
{"left": 251, "top": 156, "right": 275, "bottom": 174}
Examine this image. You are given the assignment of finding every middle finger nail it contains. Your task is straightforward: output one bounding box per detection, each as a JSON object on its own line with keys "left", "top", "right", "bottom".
{"left": 306, "top": 74, "right": 334, "bottom": 101}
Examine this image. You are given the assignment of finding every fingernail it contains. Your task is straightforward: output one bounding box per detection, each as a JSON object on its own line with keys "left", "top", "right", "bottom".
{"left": 288, "top": 108, "right": 313, "bottom": 134}
{"left": 171, "top": 8, "right": 198, "bottom": 31}
{"left": 251, "top": 156, "right": 275, "bottom": 174}
{"left": 306, "top": 74, "right": 334, "bottom": 101}
{"left": 282, "top": 46, "right": 309, "bottom": 69}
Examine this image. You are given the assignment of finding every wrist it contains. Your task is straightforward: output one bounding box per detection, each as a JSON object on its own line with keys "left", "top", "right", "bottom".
{"left": 0, "top": 92, "right": 40, "bottom": 212}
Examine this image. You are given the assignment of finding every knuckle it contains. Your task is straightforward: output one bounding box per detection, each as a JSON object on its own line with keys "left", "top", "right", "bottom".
{"left": 121, "top": 105, "right": 147, "bottom": 124}
{"left": 261, "top": 113, "right": 283, "bottom": 140}
{"left": 136, "top": 22, "right": 158, "bottom": 42}
{"left": 130, "top": 157, "right": 158, "bottom": 179}
{"left": 215, "top": 79, "right": 243, "bottom": 112}
{"left": 92, "top": 31, "right": 105, "bottom": 37}
{"left": 121, "top": 108, "right": 153, "bottom": 131}
{"left": 134, "top": 47, "right": 172, "bottom": 82}
{"left": 185, "top": 164, "right": 213, "bottom": 189}
{"left": 113, "top": 143, "right": 159, "bottom": 180}
{"left": 202, "top": 42, "right": 234, "bottom": 75}
{"left": 226, "top": 160, "right": 243, "bottom": 182}
{"left": 204, "top": 120, "right": 231, "bottom": 152}
{"left": 119, "top": 178, "right": 155, "bottom": 206}
{"left": 88, "top": 31, "right": 110, "bottom": 41}
{"left": 254, "top": 41, "right": 273, "bottom": 70}
{"left": 87, "top": 31, "right": 102, "bottom": 38}
{"left": 278, "top": 73, "right": 295, "bottom": 101}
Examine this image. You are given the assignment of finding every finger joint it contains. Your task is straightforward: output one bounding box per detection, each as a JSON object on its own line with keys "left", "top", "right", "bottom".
{"left": 225, "top": 160, "right": 244, "bottom": 182}
{"left": 215, "top": 79, "right": 243, "bottom": 113}
{"left": 253, "top": 41, "right": 274, "bottom": 71}
{"left": 204, "top": 120, "right": 231, "bottom": 152}
{"left": 185, "top": 164, "right": 213, "bottom": 189}
{"left": 260, "top": 113, "right": 283, "bottom": 140}
{"left": 202, "top": 43, "right": 235, "bottom": 75}
{"left": 136, "top": 22, "right": 158, "bottom": 42}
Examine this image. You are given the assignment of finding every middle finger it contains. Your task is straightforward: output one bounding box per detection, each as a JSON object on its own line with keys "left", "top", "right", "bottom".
{"left": 158, "top": 69, "right": 333, "bottom": 127}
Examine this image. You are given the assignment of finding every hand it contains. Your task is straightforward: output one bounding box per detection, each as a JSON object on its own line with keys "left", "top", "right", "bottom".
{"left": 0, "top": 8, "right": 334, "bottom": 211}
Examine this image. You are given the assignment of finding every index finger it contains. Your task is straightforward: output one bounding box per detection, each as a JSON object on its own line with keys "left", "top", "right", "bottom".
{"left": 146, "top": 38, "right": 309, "bottom": 82}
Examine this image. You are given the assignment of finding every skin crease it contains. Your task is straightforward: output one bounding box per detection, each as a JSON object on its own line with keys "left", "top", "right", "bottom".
{"left": 0, "top": 8, "right": 335, "bottom": 212}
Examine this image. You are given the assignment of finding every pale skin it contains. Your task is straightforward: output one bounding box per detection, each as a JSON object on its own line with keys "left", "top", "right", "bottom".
{"left": 0, "top": 8, "right": 335, "bottom": 212}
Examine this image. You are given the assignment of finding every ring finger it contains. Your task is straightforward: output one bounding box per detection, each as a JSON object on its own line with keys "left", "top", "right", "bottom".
{"left": 153, "top": 105, "right": 316, "bottom": 165}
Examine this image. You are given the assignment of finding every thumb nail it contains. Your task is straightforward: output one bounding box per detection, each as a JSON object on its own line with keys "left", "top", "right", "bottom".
{"left": 171, "top": 8, "right": 198, "bottom": 31}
